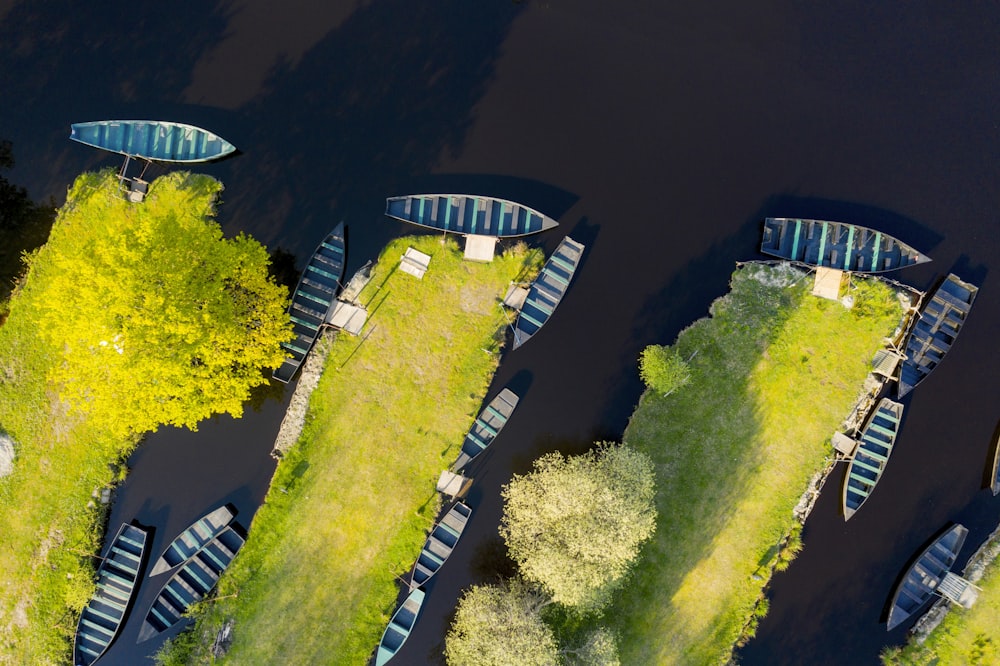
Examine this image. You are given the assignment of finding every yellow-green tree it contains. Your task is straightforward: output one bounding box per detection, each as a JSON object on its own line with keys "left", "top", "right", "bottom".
{"left": 15, "top": 169, "right": 291, "bottom": 437}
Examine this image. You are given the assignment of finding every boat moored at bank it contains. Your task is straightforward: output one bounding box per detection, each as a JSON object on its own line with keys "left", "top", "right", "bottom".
{"left": 70, "top": 120, "right": 236, "bottom": 163}
{"left": 385, "top": 195, "right": 557, "bottom": 237}
{"left": 453, "top": 389, "right": 519, "bottom": 470}
{"left": 887, "top": 524, "right": 968, "bottom": 631}
{"left": 512, "top": 236, "right": 584, "bottom": 349}
{"left": 409, "top": 501, "right": 472, "bottom": 591}
{"left": 374, "top": 588, "right": 425, "bottom": 666}
{"left": 843, "top": 398, "right": 904, "bottom": 520}
{"left": 149, "top": 505, "right": 236, "bottom": 576}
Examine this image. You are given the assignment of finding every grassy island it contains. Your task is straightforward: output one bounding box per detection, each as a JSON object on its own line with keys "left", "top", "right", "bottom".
{"left": 161, "top": 235, "right": 543, "bottom": 664}
{"left": 611, "top": 263, "right": 904, "bottom": 665}
{"left": 0, "top": 170, "right": 288, "bottom": 664}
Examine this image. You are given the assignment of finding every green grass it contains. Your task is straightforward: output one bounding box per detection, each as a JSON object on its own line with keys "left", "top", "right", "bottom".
{"left": 882, "top": 547, "right": 1000, "bottom": 665}
{"left": 163, "top": 235, "right": 543, "bottom": 664}
{"left": 611, "top": 264, "right": 904, "bottom": 665}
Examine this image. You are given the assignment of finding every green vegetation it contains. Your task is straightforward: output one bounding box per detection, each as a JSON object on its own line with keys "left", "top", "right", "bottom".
{"left": 609, "top": 263, "right": 904, "bottom": 665}
{"left": 500, "top": 443, "right": 657, "bottom": 613}
{"left": 639, "top": 344, "right": 691, "bottom": 396}
{"left": 882, "top": 548, "right": 1000, "bottom": 665}
{"left": 162, "top": 235, "right": 543, "bottom": 664}
{"left": 0, "top": 170, "right": 287, "bottom": 664}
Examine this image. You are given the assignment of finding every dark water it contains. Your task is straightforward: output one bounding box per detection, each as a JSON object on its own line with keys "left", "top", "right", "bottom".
{"left": 2, "top": 2, "right": 1000, "bottom": 664}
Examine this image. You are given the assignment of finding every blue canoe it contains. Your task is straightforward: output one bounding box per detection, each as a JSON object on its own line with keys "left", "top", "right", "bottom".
{"left": 273, "top": 223, "right": 347, "bottom": 383}
{"left": 137, "top": 525, "right": 245, "bottom": 643}
{"left": 74, "top": 523, "right": 149, "bottom": 666}
{"left": 375, "top": 588, "right": 425, "bottom": 666}
{"left": 760, "top": 218, "right": 929, "bottom": 273}
{"left": 70, "top": 120, "right": 236, "bottom": 163}
{"left": 887, "top": 524, "right": 967, "bottom": 631}
{"left": 409, "top": 501, "right": 472, "bottom": 591}
{"left": 512, "top": 236, "right": 584, "bottom": 349}
{"left": 842, "top": 398, "right": 904, "bottom": 520}
{"left": 149, "top": 505, "right": 236, "bottom": 576}
{"left": 453, "top": 389, "right": 519, "bottom": 470}
{"left": 385, "top": 195, "right": 558, "bottom": 237}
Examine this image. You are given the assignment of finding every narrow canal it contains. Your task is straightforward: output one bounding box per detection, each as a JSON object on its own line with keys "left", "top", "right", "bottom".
{"left": 2, "top": 2, "right": 999, "bottom": 664}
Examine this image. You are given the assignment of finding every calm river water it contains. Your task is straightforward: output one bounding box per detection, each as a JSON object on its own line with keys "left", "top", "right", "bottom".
{"left": 2, "top": 2, "right": 999, "bottom": 664}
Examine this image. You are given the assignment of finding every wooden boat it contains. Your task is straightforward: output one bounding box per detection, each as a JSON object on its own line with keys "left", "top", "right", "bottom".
{"left": 887, "top": 524, "right": 968, "bottom": 631}
{"left": 273, "top": 223, "right": 347, "bottom": 383}
{"left": 409, "top": 502, "right": 472, "bottom": 591}
{"left": 385, "top": 195, "right": 558, "bottom": 237}
{"left": 760, "top": 218, "right": 929, "bottom": 273}
{"left": 70, "top": 120, "right": 236, "bottom": 163}
{"left": 453, "top": 389, "right": 519, "bottom": 470}
{"left": 137, "top": 525, "right": 245, "bottom": 643}
{"left": 149, "top": 505, "right": 235, "bottom": 576}
{"left": 374, "top": 588, "right": 425, "bottom": 666}
{"left": 897, "top": 273, "right": 978, "bottom": 398}
{"left": 842, "top": 398, "right": 904, "bottom": 520}
{"left": 512, "top": 236, "right": 585, "bottom": 350}
{"left": 73, "top": 523, "right": 149, "bottom": 666}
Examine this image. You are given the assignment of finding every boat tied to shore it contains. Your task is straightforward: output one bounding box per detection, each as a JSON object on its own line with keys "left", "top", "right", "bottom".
{"left": 897, "top": 273, "right": 979, "bottom": 398}
{"left": 70, "top": 120, "right": 236, "bottom": 163}
{"left": 73, "top": 523, "right": 149, "bottom": 666}
{"left": 374, "top": 588, "right": 425, "bottom": 666}
{"left": 137, "top": 525, "right": 245, "bottom": 643}
{"left": 149, "top": 505, "right": 236, "bottom": 577}
{"left": 409, "top": 501, "right": 472, "bottom": 591}
{"left": 760, "top": 218, "right": 929, "bottom": 273}
{"left": 887, "top": 524, "right": 968, "bottom": 631}
{"left": 512, "top": 236, "right": 584, "bottom": 350}
{"left": 385, "top": 195, "right": 558, "bottom": 237}
{"left": 273, "top": 223, "right": 347, "bottom": 383}
{"left": 453, "top": 388, "right": 519, "bottom": 470}
{"left": 842, "top": 398, "right": 904, "bottom": 520}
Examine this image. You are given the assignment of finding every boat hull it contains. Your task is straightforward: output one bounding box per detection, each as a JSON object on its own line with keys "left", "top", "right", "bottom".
{"left": 453, "top": 389, "right": 519, "bottom": 470}
{"left": 512, "top": 236, "right": 584, "bottom": 349}
{"left": 842, "top": 399, "right": 904, "bottom": 520}
{"left": 897, "top": 273, "right": 978, "bottom": 398}
{"left": 273, "top": 223, "right": 347, "bottom": 383}
{"left": 74, "top": 523, "right": 149, "bottom": 666}
{"left": 70, "top": 121, "right": 236, "bottom": 163}
{"left": 375, "top": 588, "right": 425, "bottom": 666}
{"left": 760, "top": 218, "right": 929, "bottom": 273}
{"left": 150, "top": 505, "right": 235, "bottom": 576}
{"left": 887, "top": 524, "right": 967, "bottom": 630}
{"left": 138, "top": 525, "right": 245, "bottom": 643}
{"left": 385, "top": 195, "right": 558, "bottom": 237}
{"left": 409, "top": 502, "right": 472, "bottom": 590}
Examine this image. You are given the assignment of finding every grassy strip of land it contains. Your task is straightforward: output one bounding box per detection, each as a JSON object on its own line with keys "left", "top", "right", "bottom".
{"left": 882, "top": 534, "right": 1000, "bottom": 665}
{"left": 611, "top": 264, "right": 904, "bottom": 665}
{"left": 160, "top": 236, "right": 542, "bottom": 664}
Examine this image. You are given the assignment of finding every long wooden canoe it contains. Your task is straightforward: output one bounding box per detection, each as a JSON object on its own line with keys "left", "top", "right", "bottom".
{"left": 409, "top": 502, "right": 472, "bottom": 591}
{"left": 453, "top": 389, "right": 519, "bottom": 470}
{"left": 374, "top": 588, "right": 425, "bottom": 666}
{"left": 73, "top": 523, "right": 149, "bottom": 666}
{"left": 887, "top": 524, "right": 967, "bottom": 631}
{"left": 897, "top": 273, "right": 979, "bottom": 398}
{"left": 512, "top": 236, "right": 584, "bottom": 350}
{"left": 149, "top": 505, "right": 235, "bottom": 576}
{"left": 843, "top": 398, "right": 904, "bottom": 520}
{"left": 273, "top": 223, "right": 346, "bottom": 383}
{"left": 760, "top": 218, "right": 929, "bottom": 273}
{"left": 385, "top": 195, "right": 558, "bottom": 237}
{"left": 137, "top": 525, "right": 245, "bottom": 643}
{"left": 70, "top": 120, "right": 236, "bottom": 163}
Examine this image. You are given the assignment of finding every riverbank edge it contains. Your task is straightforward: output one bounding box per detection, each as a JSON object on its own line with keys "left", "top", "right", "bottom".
{"left": 157, "top": 236, "right": 543, "bottom": 664}
{"left": 612, "top": 262, "right": 912, "bottom": 665}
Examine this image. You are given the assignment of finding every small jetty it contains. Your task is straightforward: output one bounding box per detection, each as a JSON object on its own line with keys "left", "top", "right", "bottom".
{"left": 70, "top": 121, "right": 236, "bottom": 163}
{"left": 374, "top": 588, "right": 425, "bottom": 666}
{"left": 409, "top": 501, "right": 472, "bottom": 591}
{"left": 843, "top": 398, "right": 904, "bottom": 520}
{"left": 887, "top": 524, "right": 968, "bottom": 631}
{"left": 897, "top": 273, "right": 978, "bottom": 398}
{"left": 149, "top": 505, "right": 235, "bottom": 576}
{"left": 453, "top": 388, "right": 519, "bottom": 470}
{"left": 385, "top": 195, "right": 558, "bottom": 237}
{"left": 273, "top": 223, "right": 347, "bottom": 383}
{"left": 74, "top": 523, "right": 148, "bottom": 666}
{"left": 512, "top": 236, "right": 584, "bottom": 350}
{"left": 137, "top": 525, "right": 245, "bottom": 643}
{"left": 760, "top": 218, "right": 929, "bottom": 273}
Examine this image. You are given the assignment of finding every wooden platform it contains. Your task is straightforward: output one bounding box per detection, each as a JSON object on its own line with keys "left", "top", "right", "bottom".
{"left": 400, "top": 247, "right": 431, "bottom": 279}
{"left": 327, "top": 301, "right": 367, "bottom": 335}
{"left": 812, "top": 267, "right": 844, "bottom": 300}
{"left": 464, "top": 235, "right": 497, "bottom": 262}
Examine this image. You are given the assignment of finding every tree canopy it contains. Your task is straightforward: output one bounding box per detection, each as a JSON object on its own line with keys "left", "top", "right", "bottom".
{"left": 499, "top": 443, "right": 657, "bottom": 612}
{"left": 639, "top": 344, "right": 691, "bottom": 396}
{"left": 17, "top": 170, "right": 291, "bottom": 437}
